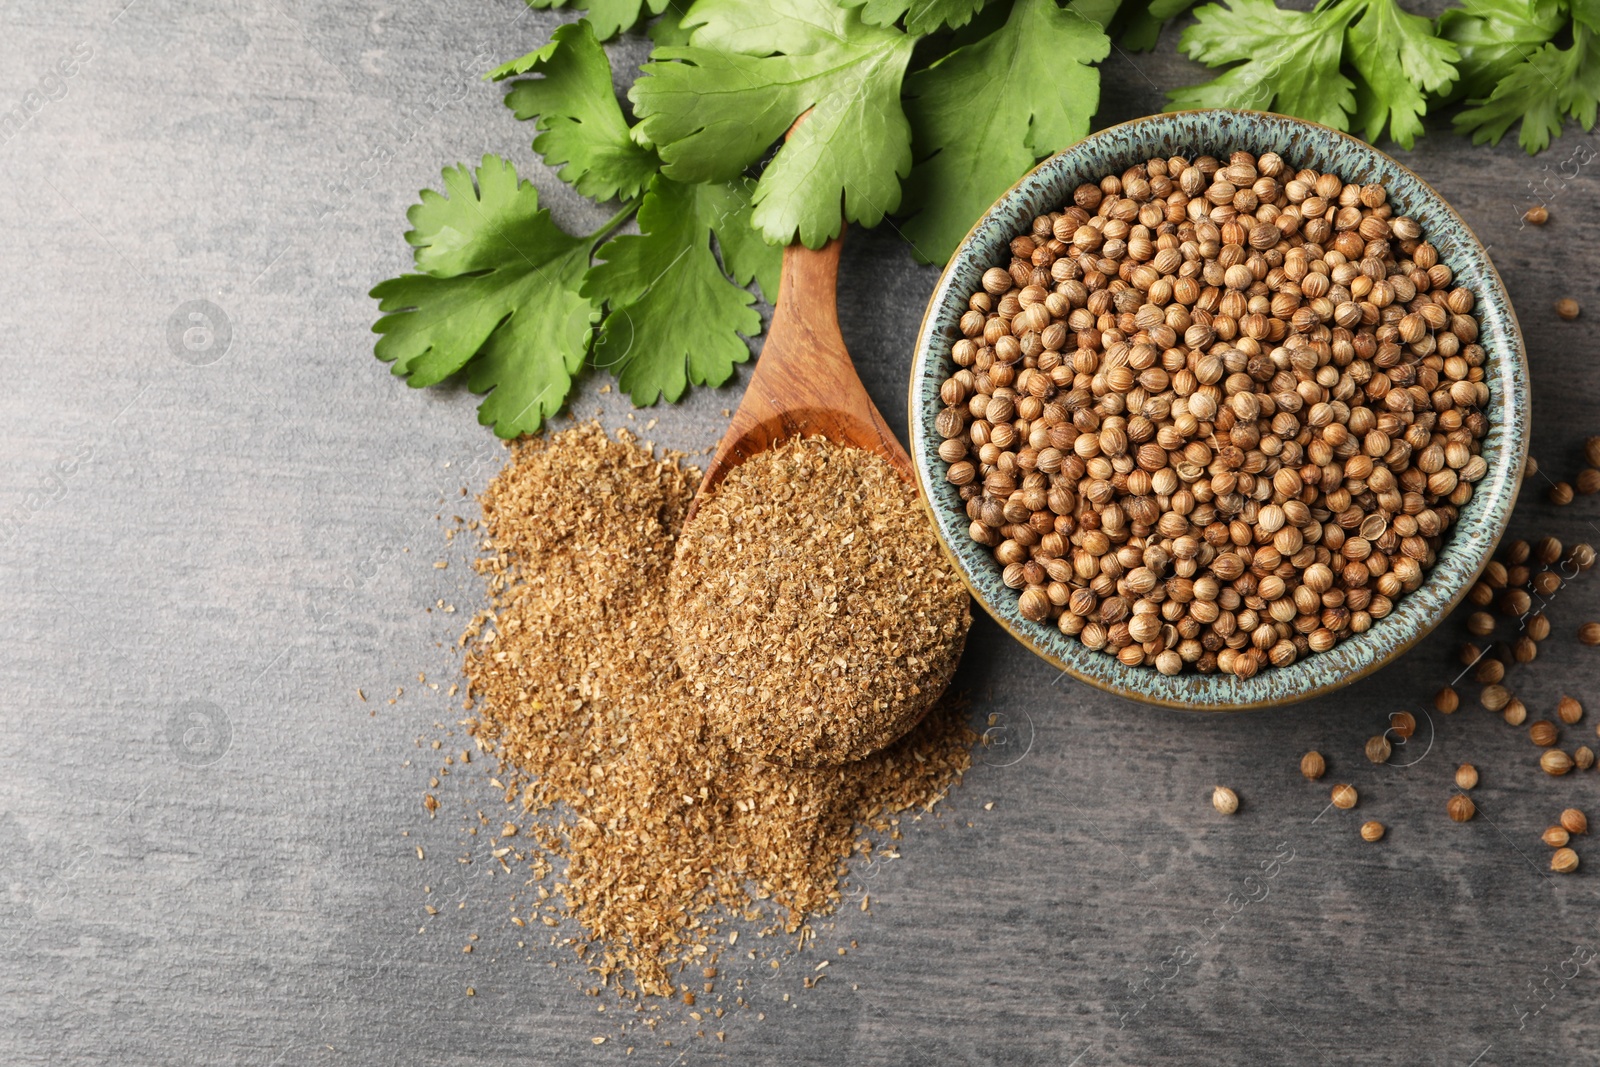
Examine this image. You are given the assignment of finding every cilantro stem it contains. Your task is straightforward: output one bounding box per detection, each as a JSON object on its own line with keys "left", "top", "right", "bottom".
{"left": 588, "top": 200, "right": 643, "bottom": 247}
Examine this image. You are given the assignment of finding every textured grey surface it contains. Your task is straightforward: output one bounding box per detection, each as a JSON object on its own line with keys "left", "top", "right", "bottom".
{"left": 2, "top": 2, "right": 1598, "bottom": 1065}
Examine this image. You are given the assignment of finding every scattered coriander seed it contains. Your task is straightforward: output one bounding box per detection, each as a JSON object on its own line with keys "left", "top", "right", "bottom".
{"left": 1527, "top": 614, "right": 1551, "bottom": 642}
{"left": 1533, "top": 570, "right": 1562, "bottom": 597}
{"left": 1448, "top": 794, "right": 1476, "bottom": 822}
{"left": 1577, "top": 745, "right": 1596, "bottom": 770}
{"left": 1578, "top": 469, "right": 1600, "bottom": 496}
{"left": 936, "top": 155, "right": 1491, "bottom": 677}
{"left": 1499, "top": 589, "right": 1533, "bottom": 616}
{"left": 1551, "top": 847, "right": 1580, "bottom": 873}
{"left": 1360, "top": 820, "right": 1385, "bottom": 842}
{"left": 1556, "top": 297, "right": 1581, "bottom": 320}
{"left": 1549, "top": 482, "right": 1575, "bottom": 505}
{"left": 1588, "top": 437, "right": 1600, "bottom": 469}
{"left": 1213, "top": 786, "right": 1240, "bottom": 815}
{"left": 1331, "top": 784, "right": 1358, "bottom": 810}
{"left": 1569, "top": 543, "right": 1597, "bottom": 571}
{"left": 1301, "top": 751, "right": 1326, "bottom": 780}
{"left": 1544, "top": 826, "right": 1571, "bottom": 848}
{"left": 1525, "top": 456, "right": 1540, "bottom": 479}
{"left": 1581, "top": 623, "right": 1600, "bottom": 646}
{"left": 1529, "top": 720, "right": 1559, "bottom": 747}
{"left": 1474, "top": 658, "right": 1505, "bottom": 685}
{"left": 1468, "top": 582, "right": 1494, "bottom": 607}
{"left": 1390, "top": 711, "right": 1416, "bottom": 739}
{"left": 1481, "top": 684, "right": 1511, "bottom": 712}
{"left": 1504, "top": 698, "right": 1528, "bottom": 726}
{"left": 1513, "top": 636, "right": 1538, "bottom": 663}
{"left": 1561, "top": 808, "right": 1588, "bottom": 834}
{"left": 1435, "top": 687, "right": 1460, "bottom": 714}
{"left": 1535, "top": 536, "right": 1563, "bottom": 565}
{"left": 1541, "top": 749, "right": 1575, "bottom": 776}
{"left": 1558, "top": 696, "right": 1583, "bottom": 724}
{"left": 1459, "top": 642, "right": 1483, "bottom": 665}
{"left": 1505, "top": 539, "right": 1531, "bottom": 565}
{"left": 1523, "top": 204, "right": 1549, "bottom": 225}
{"left": 1455, "top": 763, "right": 1479, "bottom": 790}
{"left": 1467, "top": 612, "right": 1496, "bottom": 637}
{"left": 1365, "top": 735, "right": 1392, "bottom": 764}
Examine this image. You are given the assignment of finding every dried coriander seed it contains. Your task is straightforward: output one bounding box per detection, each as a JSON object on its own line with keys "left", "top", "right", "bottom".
{"left": 1581, "top": 623, "right": 1600, "bottom": 646}
{"left": 1551, "top": 847, "right": 1580, "bottom": 873}
{"left": 1569, "top": 543, "right": 1597, "bottom": 571}
{"left": 1212, "top": 785, "right": 1240, "bottom": 815}
{"left": 1473, "top": 658, "right": 1505, "bottom": 685}
{"left": 1542, "top": 749, "right": 1575, "bottom": 776}
{"left": 1360, "top": 820, "right": 1385, "bottom": 842}
{"left": 1558, "top": 696, "right": 1583, "bottom": 724}
{"left": 1365, "top": 735, "right": 1392, "bottom": 764}
{"left": 1390, "top": 711, "right": 1416, "bottom": 739}
{"left": 1504, "top": 698, "right": 1529, "bottom": 726}
{"left": 1467, "top": 613, "right": 1496, "bottom": 637}
{"left": 1578, "top": 469, "right": 1600, "bottom": 495}
{"left": 1481, "top": 684, "right": 1511, "bottom": 712}
{"left": 1535, "top": 536, "right": 1563, "bottom": 565}
{"left": 1556, "top": 298, "right": 1581, "bottom": 320}
{"left": 1529, "top": 720, "right": 1559, "bottom": 747}
{"left": 1455, "top": 763, "right": 1479, "bottom": 790}
{"left": 1527, "top": 614, "right": 1551, "bottom": 642}
{"left": 1576, "top": 745, "right": 1596, "bottom": 770}
{"left": 1550, "top": 482, "right": 1575, "bottom": 505}
{"left": 1513, "top": 636, "right": 1538, "bottom": 663}
{"left": 1435, "top": 687, "right": 1460, "bottom": 714}
{"left": 1331, "top": 784, "right": 1358, "bottom": 809}
{"left": 1544, "top": 826, "right": 1571, "bottom": 848}
{"left": 1448, "top": 794, "right": 1476, "bottom": 822}
{"left": 1533, "top": 570, "right": 1562, "bottom": 597}
{"left": 936, "top": 153, "right": 1490, "bottom": 677}
{"left": 1562, "top": 808, "right": 1588, "bottom": 834}
{"left": 1301, "top": 751, "right": 1326, "bottom": 779}
{"left": 1523, "top": 205, "right": 1549, "bottom": 225}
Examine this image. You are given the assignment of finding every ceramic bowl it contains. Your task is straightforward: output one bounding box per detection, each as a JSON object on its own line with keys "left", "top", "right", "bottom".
{"left": 908, "top": 110, "right": 1529, "bottom": 710}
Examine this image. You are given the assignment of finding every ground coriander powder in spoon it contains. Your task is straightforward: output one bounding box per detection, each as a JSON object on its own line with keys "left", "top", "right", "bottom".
{"left": 464, "top": 424, "right": 974, "bottom": 999}
{"left": 669, "top": 436, "right": 973, "bottom": 766}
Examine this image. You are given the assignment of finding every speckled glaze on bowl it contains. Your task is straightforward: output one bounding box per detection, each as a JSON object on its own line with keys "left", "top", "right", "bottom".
{"left": 910, "top": 110, "right": 1529, "bottom": 711}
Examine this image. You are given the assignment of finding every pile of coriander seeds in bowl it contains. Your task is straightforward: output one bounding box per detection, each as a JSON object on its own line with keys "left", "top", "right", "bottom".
{"left": 910, "top": 111, "right": 1529, "bottom": 708}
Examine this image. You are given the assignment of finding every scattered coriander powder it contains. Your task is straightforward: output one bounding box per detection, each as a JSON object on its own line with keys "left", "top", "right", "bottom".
{"left": 464, "top": 425, "right": 975, "bottom": 998}
{"left": 669, "top": 436, "right": 972, "bottom": 766}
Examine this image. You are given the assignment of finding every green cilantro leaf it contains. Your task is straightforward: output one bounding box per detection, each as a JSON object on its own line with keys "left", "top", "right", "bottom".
{"left": 516, "top": 0, "right": 670, "bottom": 42}
{"left": 1455, "top": 24, "right": 1600, "bottom": 153}
{"left": 493, "top": 21, "right": 658, "bottom": 202}
{"left": 629, "top": 0, "right": 915, "bottom": 248}
{"left": 370, "top": 156, "right": 602, "bottom": 437}
{"left": 1118, "top": 0, "right": 1197, "bottom": 50}
{"left": 582, "top": 175, "right": 764, "bottom": 405}
{"left": 843, "top": 0, "right": 991, "bottom": 34}
{"left": 1169, "top": 0, "right": 1353, "bottom": 129}
{"left": 902, "top": 0, "right": 1109, "bottom": 264}
{"left": 694, "top": 177, "right": 783, "bottom": 303}
{"left": 1344, "top": 0, "right": 1458, "bottom": 147}
{"left": 1438, "top": 0, "right": 1567, "bottom": 101}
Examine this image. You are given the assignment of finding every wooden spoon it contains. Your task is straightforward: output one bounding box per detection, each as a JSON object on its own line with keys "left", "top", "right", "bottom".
{"left": 690, "top": 226, "right": 912, "bottom": 516}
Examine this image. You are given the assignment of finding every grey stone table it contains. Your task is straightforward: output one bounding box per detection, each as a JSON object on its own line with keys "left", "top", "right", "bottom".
{"left": 3, "top": 2, "right": 1597, "bottom": 1064}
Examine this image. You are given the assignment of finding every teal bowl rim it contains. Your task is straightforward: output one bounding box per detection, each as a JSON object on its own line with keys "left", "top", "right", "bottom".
{"left": 908, "top": 109, "right": 1529, "bottom": 711}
